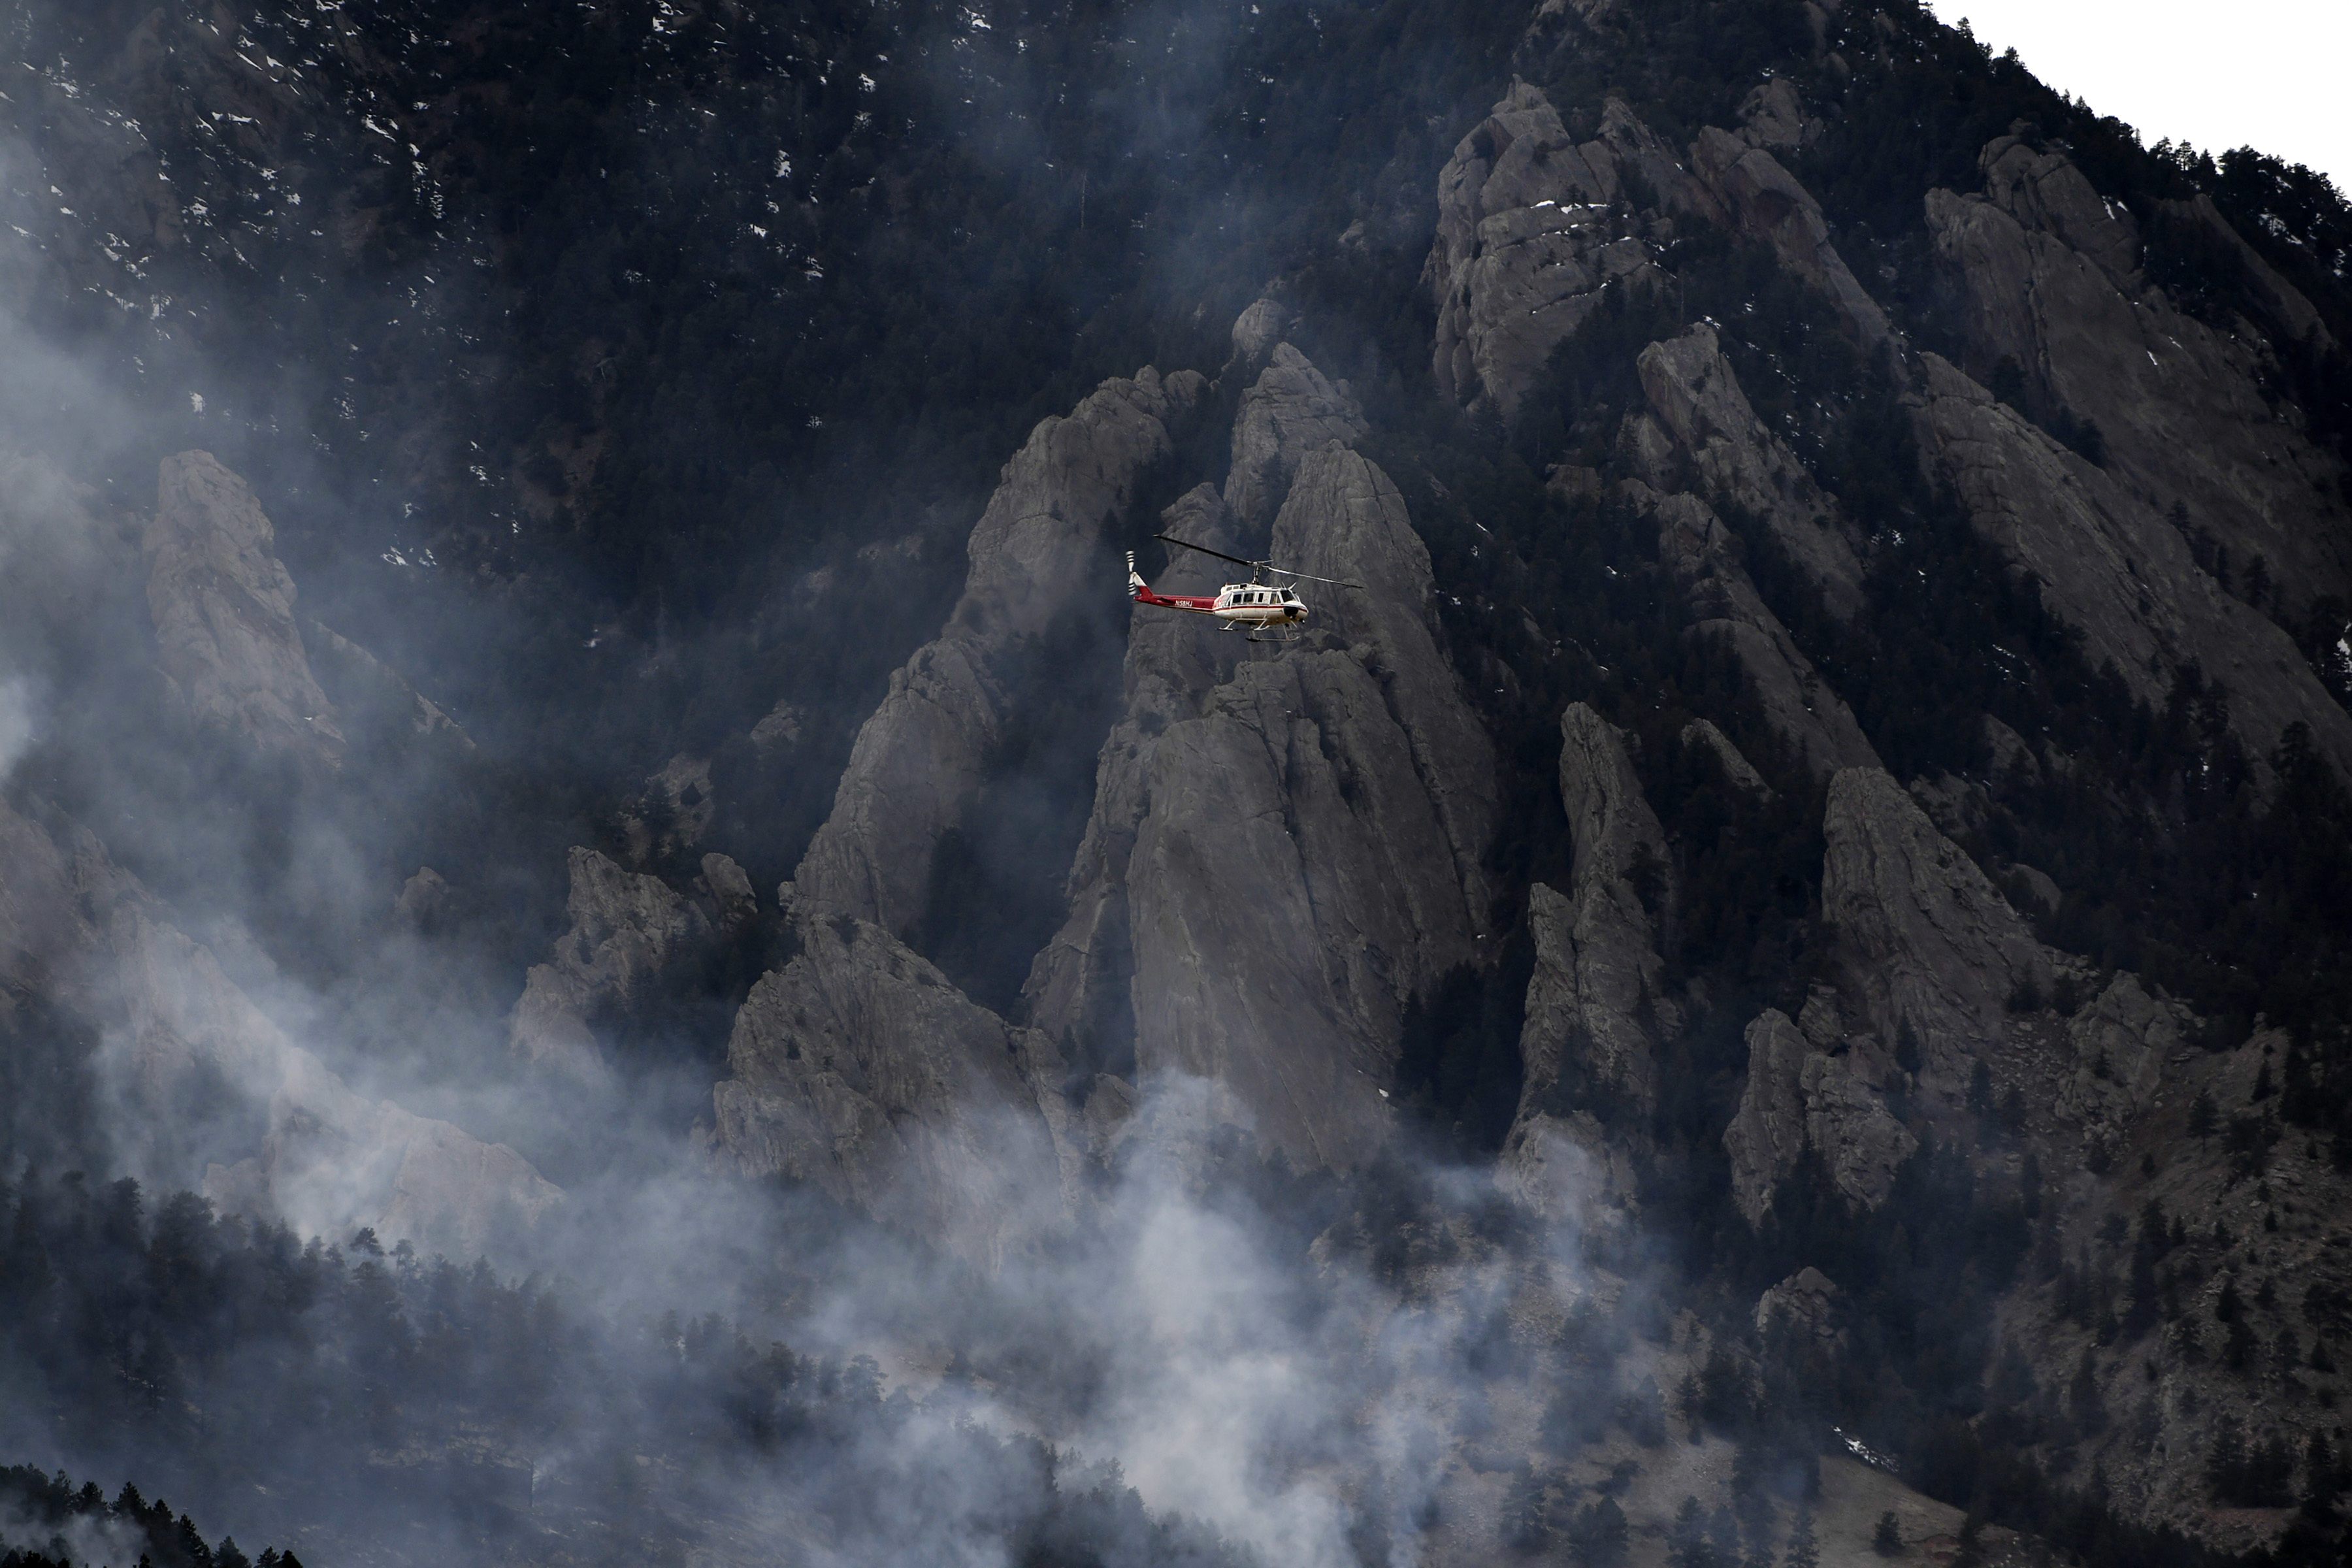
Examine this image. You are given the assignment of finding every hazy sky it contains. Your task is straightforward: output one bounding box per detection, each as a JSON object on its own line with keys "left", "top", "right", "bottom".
{"left": 1923, "top": 0, "right": 2349, "bottom": 193}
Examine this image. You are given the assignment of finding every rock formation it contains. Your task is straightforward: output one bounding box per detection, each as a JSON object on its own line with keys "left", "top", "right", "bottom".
{"left": 1636, "top": 324, "right": 1867, "bottom": 617}
{"left": 507, "top": 845, "right": 728, "bottom": 1081}
{"left": 1427, "top": 84, "right": 1714, "bottom": 418}
{"left": 1723, "top": 1007, "right": 1915, "bottom": 1225}
{"left": 1511, "top": 706, "right": 1669, "bottom": 1123}
{"left": 299, "top": 617, "right": 472, "bottom": 750}
{"left": 1688, "top": 126, "right": 1891, "bottom": 346}
{"left": 144, "top": 451, "right": 344, "bottom": 768}
{"left": 1925, "top": 132, "right": 2351, "bottom": 620}
{"left": 1224, "top": 344, "right": 1369, "bottom": 531}
{"left": 1631, "top": 482, "right": 1880, "bottom": 774}
{"left": 1909, "top": 353, "right": 2352, "bottom": 781}
{"left": 1022, "top": 336, "right": 1501, "bottom": 1172}
{"left": 794, "top": 367, "right": 1205, "bottom": 934}
{"left": 1818, "top": 766, "right": 2051, "bottom": 1088}
{"left": 710, "top": 884, "right": 1071, "bottom": 1266}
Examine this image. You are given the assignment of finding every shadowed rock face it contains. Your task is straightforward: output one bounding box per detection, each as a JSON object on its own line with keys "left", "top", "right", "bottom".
{"left": 1688, "top": 126, "right": 1890, "bottom": 348}
{"left": 1636, "top": 324, "right": 1867, "bottom": 619}
{"left": 1500, "top": 707, "right": 1670, "bottom": 1217}
{"left": 794, "top": 367, "right": 1205, "bottom": 935}
{"left": 145, "top": 451, "right": 344, "bottom": 768}
{"left": 1909, "top": 353, "right": 2352, "bottom": 783}
{"left": 1820, "top": 766, "right": 2050, "bottom": 1089}
{"left": 711, "top": 885, "right": 1071, "bottom": 1267}
{"left": 1515, "top": 705, "right": 1667, "bottom": 1121}
{"left": 1926, "top": 135, "right": 2352, "bottom": 622}
{"left": 1630, "top": 481, "right": 1880, "bottom": 776}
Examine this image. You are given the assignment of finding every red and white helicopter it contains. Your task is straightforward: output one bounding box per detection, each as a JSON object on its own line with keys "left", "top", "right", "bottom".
{"left": 1126, "top": 532, "right": 1363, "bottom": 644}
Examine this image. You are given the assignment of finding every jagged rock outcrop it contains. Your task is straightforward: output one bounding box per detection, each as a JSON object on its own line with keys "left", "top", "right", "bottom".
{"left": 144, "top": 451, "right": 344, "bottom": 768}
{"left": 2050, "top": 972, "right": 2190, "bottom": 1141}
{"left": 1636, "top": 324, "right": 1867, "bottom": 617}
{"left": 747, "top": 698, "right": 805, "bottom": 756}
{"left": 1227, "top": 297, "right": 1292, "bottom": 377}
{"left": 1427, "top": 84, "right": 1678, "bottom": 419}
{"left": 393, "top": 866, "right": 451, "bottom": 932}
{"left": 1819, "top": 766, "right": 2051, "bottom": 1087}
{"left": 1723, "top": 1007, "right": 1915, "bottom": 1224}
{"left": 1223, "top": 344, "right": 1369, "bottom": 531}
{"left": 795, "top": 367, "right": 1204, "bottom": 933}
{"left": 1115, "top": 442, "right": 1495, "bottom": 1169}
{"left": 1030, "top": 335, "right": 1499, "bottom": 1173}
{"left": 1511, "top": 707, "right": 1669, "bottom": 1126}
{"left": 1022, "top": 483, "right": 1246, "bottom": 1067}
{"left": 1910, "top": 353, "right": 2352, "bottom": 781}
{"left": 0, "top": 794, "right": 557, "bottom": 1255}
{"left": 1498, "top": 709, "right": 1674, "bottom": 1216}
{"left": 1755, "top": 1266, "right": 1842, "bottom": 1343}
{"left": 1735, "top": 78, "right": 1821, "bottom": 154}
{"left": 1688, "top": 126, "right": 1890, "bottom": 346}
{"left": 711, "top": 885, "right": 1071, "bottom": 1266}
{"left": 1925, "top": 133, "right": 2351, "bottom": 619}
{"left": 1682, "top": 717, "right": 1769, "bottom": 795}
{"left": 1631, "top": 481, "right": 1880, "bottom": 774}
{"left": 507, "top": 846, "right": 715, "bottom": 1081}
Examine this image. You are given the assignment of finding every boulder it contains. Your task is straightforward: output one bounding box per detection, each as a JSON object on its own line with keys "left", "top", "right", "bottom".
{"left": 144, "top": 451, "right": 343, "bottom": 767}
{"left": 1736, "top": 78, "right": 1821, "bottom": 153}
{"left": 1755, "top": 1266, "right": 1843, "bottom": 1343}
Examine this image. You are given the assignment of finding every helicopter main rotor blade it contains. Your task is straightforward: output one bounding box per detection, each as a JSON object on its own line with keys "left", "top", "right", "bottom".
{"left": 1152, "top": 532, "right": 1263, "bottom": 571}
{"left": 1154, "top": 534, "right": 1367, "bottom": 590}
{"left": 1268, "top": 567, "right": 1368, "bottom": 591}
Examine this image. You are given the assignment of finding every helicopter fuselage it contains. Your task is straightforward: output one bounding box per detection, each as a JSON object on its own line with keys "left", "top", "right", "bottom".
{"left": 1132, "top": 579, "right": 1307, "bottom": 629}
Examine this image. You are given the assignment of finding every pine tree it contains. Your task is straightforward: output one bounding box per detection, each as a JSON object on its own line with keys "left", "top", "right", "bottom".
{"left": 2188, "top": 1090, "right": 2218, "bottom": 1140}
{"left": 1782, "top": 1509, "right": 1819, "bottom": 1568}
{"left": 1871, "top": 1511, "right": 1903, "bottom": 1556}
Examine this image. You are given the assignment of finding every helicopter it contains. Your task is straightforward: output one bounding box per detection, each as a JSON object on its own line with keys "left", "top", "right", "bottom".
{"left": 1126, "top": 532, "right": 1364, "bottom": 644}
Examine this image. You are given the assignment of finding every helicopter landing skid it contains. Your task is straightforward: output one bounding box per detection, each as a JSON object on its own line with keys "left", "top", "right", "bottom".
{"left": 1241, "top": 624, "right": 1306, "bottom": 645}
